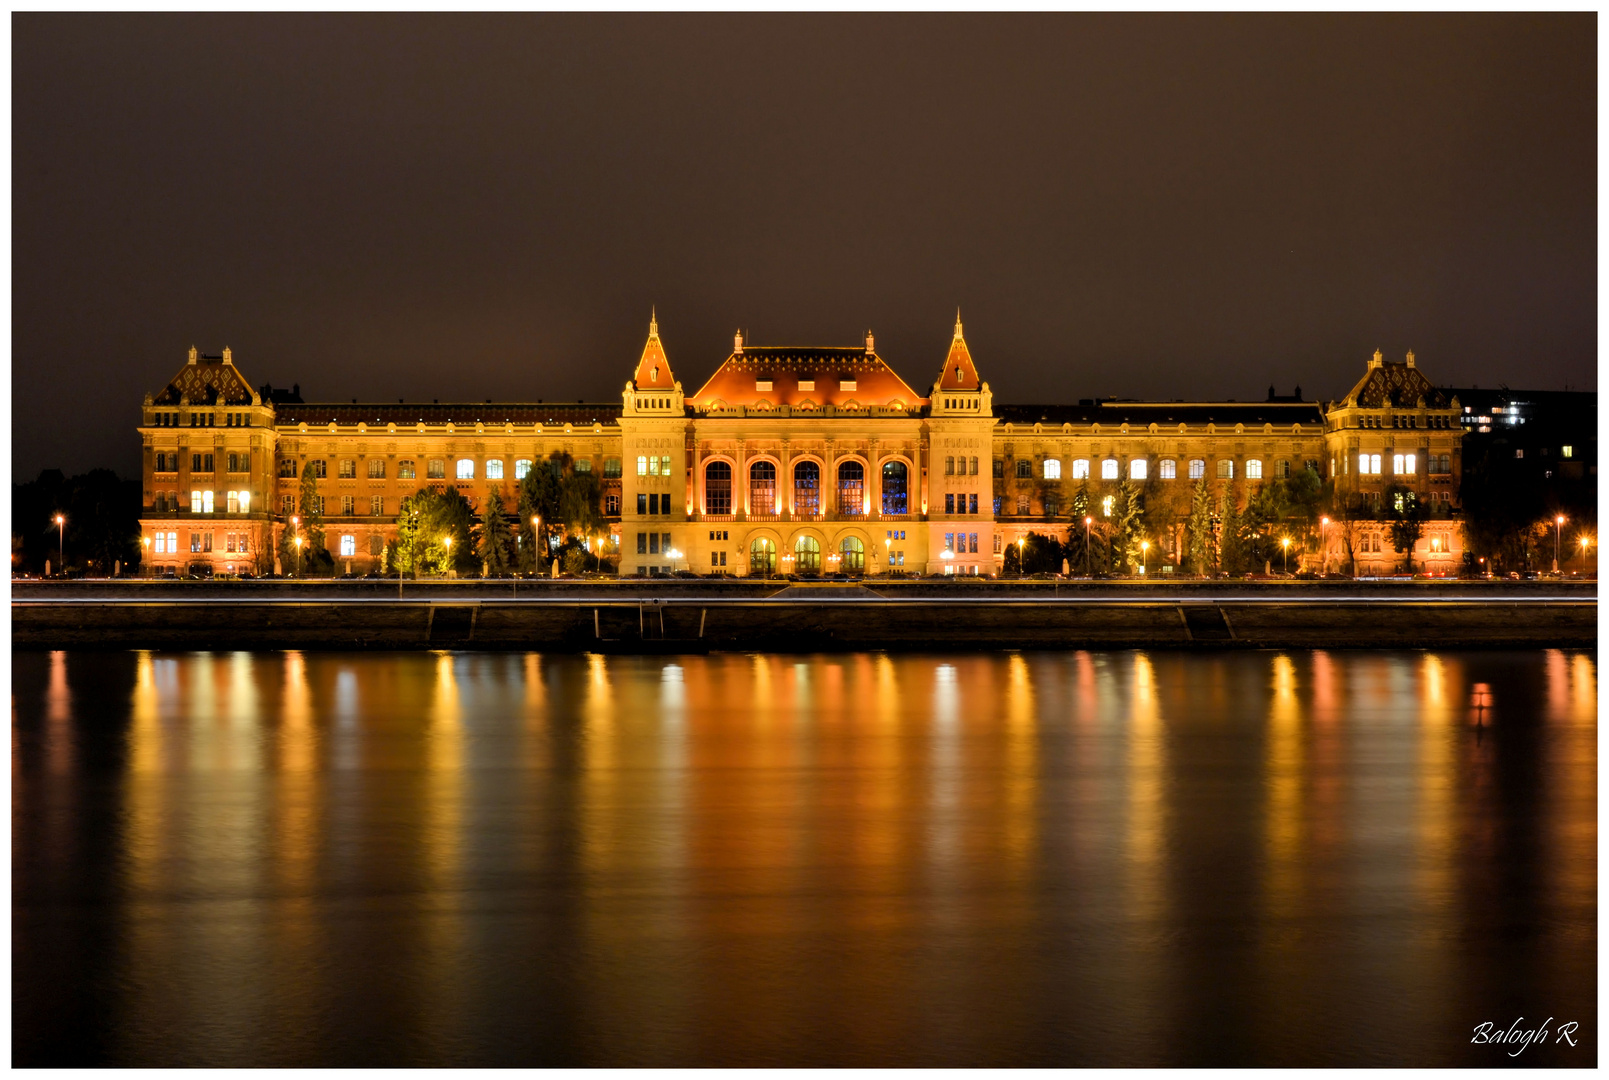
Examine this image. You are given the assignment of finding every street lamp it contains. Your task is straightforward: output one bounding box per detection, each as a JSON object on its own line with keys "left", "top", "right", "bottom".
{"left": 1554, "top": 515, "right": 1565, "bottom": 573}
{"left": 1140, "top": 539, "right": 1149, "bottom": 576}
{"left": 531, "top": 515, "right": 541, "bottom": 576}
{"left": 293, "top": 534, "right": 303, "bottom": 577}
{"left": 941, "top": 548, "right": 955, "bottom": 576}
{"left": 54, "top": 513, "right": 65, "bottom": 576}
{"left": 1084, "top": 516, "right": 1093, "bottom": 575}
{"left": 142, "top": 535, "right": 151, "bottom": 579}
{"left": 1281, "top": 536, "right": 1291, "bottom": 574}
{"left": 1320, "top": 516, "right": 1329, "bottom": 576}
{"left": 1578, "top": 535, "right": 1592, "bottom": 571}
{"left": 1017, "top": 536, "right": 1025, "bottom": 577}
{"left": 884, "top": 536, "right": 891, "bottom": 577}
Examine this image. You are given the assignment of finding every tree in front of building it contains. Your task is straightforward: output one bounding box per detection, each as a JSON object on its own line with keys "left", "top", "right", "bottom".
{"left": 517, "top": 452, "right": 567, "bottom": 570}
{"left": 1186, "top": 477, "right": 1215, "bottom": 576}
{"left": 391, "top": 487, "right": 476, "bottom": 576}
{"left": 1385, "top": 485, "right": 1428, "bottom": 573}
{"left": 280, "top": 461, "right": 331, "bottom": 576}
{"left": 1113, "top": 477, "right": 1145, "bottom": 575}
{"left": 1064, "top": 482, "right": 1092, "bottom": 571}
{"left": 1218, "top": 489, "right": 1248, "bottom": 577}
{"left": 478, "top": 488, "right": 515, "bottom": 578}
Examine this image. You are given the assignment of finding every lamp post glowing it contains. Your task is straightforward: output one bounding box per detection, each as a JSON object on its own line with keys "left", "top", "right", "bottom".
{"left": 293, "top": 534, "right": 303, "bottom": 578}
{"left": 884, "top": 536, "right": 891, "bottom": 577}
{"left": 1554, "top": 515, "right": 1565, "bottom": 572}
{"left": 941, "top": 548, "right": 954, "bottom": 576}
{"left": 1320, "top": 516, "right": 1329, "bottom": 576}
{"left": 1281, "top": 536, "right": 1291, "bottom": 574}
{"left": 531, "top": 515, "right": 541, "bottom": 576}
{"left": 1084, "top": 516, "right": 1093, "bottom": 576}
{"left": 54, "top": 514, "right": 65, "bottom": 575}
{"left": 1140, "top": 539, "right": 1149, "bottom": 576}
{"left": 1017, "top": 536, "right": 1025, "bottom": 577}
{"left": 142, "top": 535, "right": 151, "bottom": 579}
{"left": 1578, "top": 535, "right": 1592, "bottom": 571}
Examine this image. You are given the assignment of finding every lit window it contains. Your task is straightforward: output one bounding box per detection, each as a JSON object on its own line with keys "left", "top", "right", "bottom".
{"left": 661, "top": 456, "right": 671, "bottom": 475}
{"left": 1101, "top": 494, "right": 1115, "bottom": 517}
{"left": 239, "top": 491, "right": 250, "bottom": 513}
{"left": 201, "top": 490, "right": 214, "bottom": 513}
{"left": 1072, "top": 459, "right": 1090, "bottom": 479}
{"left": 166, "top": 531, "right": 176, "bottom": 553}
{"left": 456, "top": 459, "right": 475, "bottom": 480}
{"left": 154, "top": 533, "right": 166, "bottom": 554}
{"left": 515, "top": 459, "right": 532, "bottom": 479}
{"left": 945, "top": 456, "right": 955, "bottom": 475}
{"left": 1562, "top": 445, "right": 1574, "bottom": 459}
{"left": 1130, "top": 459, "right": 1147, "bottom": 481}
{"left": 1188, "top": 459, "right": 1205, "bottom": 480}
{"left": 1245, "top": 459, "right": 1262, "bottom": 480}
{"left": 1160, "top": 459, "right": 1176, "bottom": 480}
{"left": 604, "top": 458, "right": 622, "bottom": 478}
{"left": 575, "top": 460, "right": 592, "bottom": 473}
{"left": 1043, "top": 459, "right": 1061, "bottom": 480}
{"left": 398, "top": 460, "right": 416, "bottom": 479}
{"left": 1101, "top": 459, "right": 1118, "bottom": 480}
{"left": 638, "top": 455, "right": 649, "bottom": 476}
{"left": 226, "top": 491, "right": 239, "bottom": 514}
{"left": 1217, "top": 460, "right": 1233, "bottom": 479}
{"left": 339, "top": 459, "right": 356, "bottom": 479}
{"left": 340, "top": 535, "right": 356, "bottom": 557}
{"left": 367, "top": 459, "right": 386, "bottom": 478}
{"left": 428, "top": 460, "right": 446, "bottom": 479}
{"left": 486, "top": 459, "right": 504, "bottom": 480}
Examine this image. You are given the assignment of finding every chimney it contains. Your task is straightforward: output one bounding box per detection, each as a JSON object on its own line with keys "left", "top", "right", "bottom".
{"left": 865, "top": 329, "right": 875, "bottom": 355}
{"left": 734, "top": 329, "right": 743, "bottom": 356}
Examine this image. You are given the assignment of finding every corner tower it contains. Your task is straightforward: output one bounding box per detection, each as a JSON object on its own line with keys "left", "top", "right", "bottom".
{"left": 619, "top": 311, "right": 689, "bottom": 576}
{"left": 924, "top": 311, "right": 995, "bottom": 573}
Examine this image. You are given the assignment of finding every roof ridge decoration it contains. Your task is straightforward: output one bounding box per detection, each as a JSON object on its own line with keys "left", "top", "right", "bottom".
{"left": 630, "top": 311, "right": 676, "bottom": 390}
{"left": 687, "top": 332, "right": 926, "bottom": 412}
{"left": 936, "top": 309, "right": 981, "bottom": 391}
{"left": 1343, "top": 349, "right": 1450, "bottom": 410}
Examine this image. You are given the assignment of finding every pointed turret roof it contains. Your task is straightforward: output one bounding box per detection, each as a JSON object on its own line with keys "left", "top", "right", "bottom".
{"left": 936, "top": 309, "right": 981, "bottom": 391}
{"left": 631, "top": 310, "right": 676, "bottom": 390}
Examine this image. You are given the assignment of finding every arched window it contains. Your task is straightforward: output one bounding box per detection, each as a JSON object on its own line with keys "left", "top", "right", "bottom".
{"left": 749, "top": 537, "right": 776, "bottom": 576}
{"left": 1043, "top": 459, "right": 1061, "bottom": 480}
{"left": 704, "top": 461, "right": 732, "bottom": 515}
{"left": 456, "top": 459, "right": 475, "bottom": 480}
{"left": 750, "top": 460, "right": 777, "bottom": 514}
{"left": 1101, "top": 459, "right": 1118, "bottom": 480}
{"left": 1159, "top": 459, "right": 1176, "bottom": 480}
{"left": 1188, "top": 459, "right": 1205, "bottom": 480}
{"left": 837, "top": 461, "right": 865, "bottom": 516}
{"left": 881, "top": 461, "right": 908, "bottom": 515}
{"left": 1246, "top": 459, "right": 1263, "bottom": 480}
{"left": 794, "top": 461, "right": 821, "bottom": 515}
{"left": 1072, "top": 459, "right": 1090, "bottom": 479}
{"left": 840, "top": 536, "right": 865, "bottom": 574}
{"left": 1130, "top": 459, "right": 1148, "bottom": 480}
{"left": 795, "top": 535, "right": 821, "bottom": 574}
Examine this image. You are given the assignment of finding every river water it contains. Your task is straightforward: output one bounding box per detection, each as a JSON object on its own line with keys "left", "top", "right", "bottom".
{"left": 12, "top": 648, "right": 1597, "bottom": 1066}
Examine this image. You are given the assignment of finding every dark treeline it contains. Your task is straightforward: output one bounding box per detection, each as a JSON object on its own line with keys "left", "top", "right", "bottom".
{"left": 13, "top": 469, "right": 143, "bottom": 575}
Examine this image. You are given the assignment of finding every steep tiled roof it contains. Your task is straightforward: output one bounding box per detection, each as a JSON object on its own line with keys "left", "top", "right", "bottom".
{"left": 273, "top": 402, "right": 621, "bottom": 427}
{"left": 996, "top": 401, "right": 1325, "bottom": 428}
{"left": 936, "top": 312, "right": 981, "bottom": 391}
{"left": 1343, "top": 352, "right": 1452, "bottom": 408}
{"left": 152, "top": 349, "right": 257, "bottom": 406}
{"left": 688, "top": 344, "right": 926, "bottom": 413}
{"left": 630, "top": 312, "right": 677, "bottom": 390}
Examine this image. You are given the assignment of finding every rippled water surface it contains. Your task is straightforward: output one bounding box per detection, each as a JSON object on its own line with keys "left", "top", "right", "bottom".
{"left": 12, "top": 648, "right": 1597, "bottom": 1066}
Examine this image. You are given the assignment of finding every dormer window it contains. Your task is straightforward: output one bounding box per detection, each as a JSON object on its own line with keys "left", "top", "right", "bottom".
{"left": 652, "top": 365, "right": 659, "bottom": 381}
{"left": 798, "top": 379, "right": 814, "bottom": 392}
{"left": 756, "top": 379, "right": 772, "bottom": 392}
{"left": 840, "top": 379, "right": 857, "bottom": 392}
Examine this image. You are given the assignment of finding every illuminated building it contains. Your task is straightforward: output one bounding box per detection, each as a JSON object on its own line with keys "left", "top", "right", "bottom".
{"left": 138, "top": 319, "right": 1474, "bottom": 576}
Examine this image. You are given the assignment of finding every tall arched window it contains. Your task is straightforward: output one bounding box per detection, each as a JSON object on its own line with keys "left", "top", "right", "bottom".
{"left": 750, "top": 460, "right": 777, "bottom": 514}
{"left": 837, "top": 461, "right": 865, "bottom": 516}
{"left": 704, "top": 461, "right": 732, "bottom": 515}
{"left": 794, "top": 461, "right": 820, "bottom": 515}
{"left": 794, "top": 535, "right": 821, "bottom": 574}
{"left": 840, "top": 536, "right": 865, "bottom": 574}
{"left": 749, "top": 537, "right": 776, "bottom": 576}
{"left": 881, "top": 461, "right": 908, "bottom": 515}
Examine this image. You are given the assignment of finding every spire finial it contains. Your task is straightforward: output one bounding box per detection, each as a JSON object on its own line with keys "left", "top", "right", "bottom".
{"left": 649, "top": 307, "right": 658, "bottom": 336}
{"left": 955, "top": 307, "right": 963, "bottom": 339}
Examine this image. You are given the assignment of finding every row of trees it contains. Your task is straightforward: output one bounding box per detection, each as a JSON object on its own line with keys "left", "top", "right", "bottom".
{"left": 278, "top": 451, "right": 612, "bottom": 577}
{"left": 12, "top": 469, "right": 143, "bottom": 575}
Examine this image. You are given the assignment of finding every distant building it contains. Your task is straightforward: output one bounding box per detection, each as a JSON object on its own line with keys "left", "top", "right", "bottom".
{"left": 138, "top": 319, "right": 1501, "bottom": 577}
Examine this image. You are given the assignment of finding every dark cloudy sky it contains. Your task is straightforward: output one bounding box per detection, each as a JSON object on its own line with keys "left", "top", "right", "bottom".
{"left": 13, "top": 13, "right": 1596, "bottom": 480}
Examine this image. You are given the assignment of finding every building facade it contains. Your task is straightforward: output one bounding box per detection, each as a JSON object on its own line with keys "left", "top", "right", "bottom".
{"left": 138, "top": 317, "right": 1472, "bottom": 577}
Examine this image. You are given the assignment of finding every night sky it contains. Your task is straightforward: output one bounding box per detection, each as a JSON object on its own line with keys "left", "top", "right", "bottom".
{"left": 13, "top": 13, "right": 1596, "bottom": 481}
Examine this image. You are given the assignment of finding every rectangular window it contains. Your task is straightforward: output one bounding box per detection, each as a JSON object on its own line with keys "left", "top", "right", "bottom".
{"left": 191, "top": 533, "right": 201, "bottom": 553}
{"left": 649, "top": 532, "right": 660, "bottom": 555}
{"left": 369, "top": 535, "right": 383, "bottom": 556}
{"left": 970, "top": 457, "right": 979, "bottom": 475}
{"left": 282, "top": 495, "right": 295, "bottom": 516}
{"left": 969, "top": 494, "right": 978, "bottom": 514}
{"left": 945, "top": 456, "right": 955, "bottom": 475}
{"left": 154, "top": 533, "right": 166, "bottom": 554}
{"left": 970, "top": 533, "right": 979, "bottom": 554}
{"left": 993, "top": 533, "right": 1002, "bottom": 554}
{"left": 1403, "top": 453, "right": 1416, "bottom": 474}
{"left": 1514, "top": 449, "right": 1524, "bottom": 459}
{"left": 1159, "top": 459, "right": 1176, "bottom": 480}
{"left": 339, "top": 459, "right": 356, "bottom": 479}
{"left": 398, "top": 460, "right": 416, "bottom": 479}
{"left": 1016, "top": 494, "right": 1030, "bottom": 515}
{"left": 652, "top": 493, "right": 663, "bottom": 514}
{"left": 1072, "top": 459, "right": 1090, "bottom": 479}
{"left": 203, "top": 532, "right": 213, "bottom": 552}
{"left": 1245, "top": 459, "right": 1263, "bottom": 480}
{"left": 311, "top": 460, "right": 326, "bottom": 479}
{"left": 661, "top": 455, "right": 671, "bottom": 475}
{"left": 1130, "top": 459, "right": 1148, "bottom": 481}
{"left": 605, "top": 494, "right": 620, "bottom": 515}
{"left": 1562, "top": 445, "right": 1574, "bottom": 459}
{"left": 945, "top": 532, "right": 955, "bottom": 551}
{"left": 1189, "top": 459, "right": 1205, "bottom": 480}
{"left": 1275, "top": 460, "right": 1290, "bottom": 478}
{"left": 1043, "top": 459, "right": 1061, "bottom": 480}
{"left": 428, "top": 460, "right": 446, "bottom": 479}
{"left": 368, "top": 459, "right": 386, "bottom": 478}
{"left": 1015, "top": 460, "right": 1031, "bottom": 478}
{"left": 279, "top": 459, "right": 298, "bottom": 478}
{"left": 370, "top": 496, "right": 384, "bottom": 516}
{"left": 648, "top": 456, "right": 660, "bottom": 477}
{"left": 840, "top": 379, "right": 857, "bottom": 392}
{"left": 1101, "top": 459, "right": 1119, "bottom": 480}
{"left": 191, "top": 490, "right": 201, "bottom": 513}
{"left": 638, "top": 456, "right": 649, "bottom": 476}
{"left": 202, "top": 490, "right": 214, "bottom": 513}
{"left": 574, "top": 460, "right": 592, "bottom": 474}
{"left": 340, "top": 535, "right": 356, "bottom": 557}
{"left": 637, "top": 493, "right": 648, "bottom": 514}
{"left": 341, "top": 495, "right": 355, "bottom": 515}
{"left": 637, "top": 532, "right": 647, "bottom": 554}
{"left": 456, "top": 459, "right": 475, "bottom": 480}
{"left": 226, "top": 491, "right": 239, "bottom": 514}
{"left": 993, "top": 459, "right": 1004, "bottom": 478}
{"left": 1217, "top": 460, "right": 1234, "bottom": 479}
{"left": 604, "top": 458, "right": 622, "bottom": 478}
{"left": 945, "top": 493, "right": 956, "bottom": 514}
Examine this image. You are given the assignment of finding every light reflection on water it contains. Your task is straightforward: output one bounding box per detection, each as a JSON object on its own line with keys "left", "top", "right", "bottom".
{"left": 12, "top": 648, "right": 1597, "bottom": 1067}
